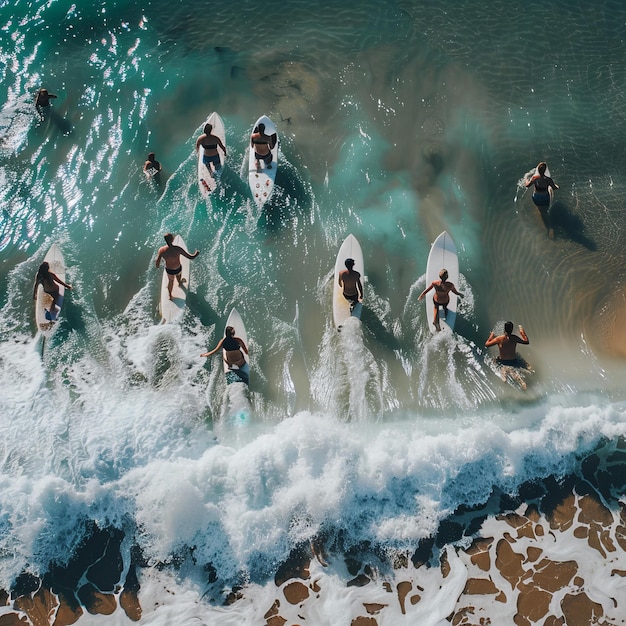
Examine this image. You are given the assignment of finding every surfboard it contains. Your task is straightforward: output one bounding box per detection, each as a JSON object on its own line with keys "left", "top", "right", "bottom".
{"left": 159, "top": 235, "right": 191, "bottom": 323}
{"left": 35, "top": 243, "right": 67, "bottom": 336}
{"left": 425, "top": 231, "right": 460, "bottom": 333}
{"left": 333, "top": 234, "right": 364, "bottom": 329}
{"left": 197, "top": 111, "right": 226, "bottom": 199}
{"left": 248, "top": 115, "right": 278, "bottom": 208}
{"left": 222, "top": 308, "right": 250, "bottom": 385}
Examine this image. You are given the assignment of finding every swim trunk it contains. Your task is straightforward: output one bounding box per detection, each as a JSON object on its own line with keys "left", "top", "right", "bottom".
{"left": 44, "top": 288, "right": 58, "bottom": 297}
{"left": 255, "top": 151, "right": 272, "bottom": 165}
{"left": 433, "top": 298, "right": 448, "bottom": 310}
{"left": 203, "top": 153, "right": 221, "bottom": 168}
{"left": 343, "top": 292, "right": 359, "bottom": 304}
{"left": 166, "top": 266, "right": 182, "bottom": 276}
{"left": 532, "top": 192, "right": 550, "bottom": 208}
{"left": 496, "top": 357, "right": 521, "bottom": 367}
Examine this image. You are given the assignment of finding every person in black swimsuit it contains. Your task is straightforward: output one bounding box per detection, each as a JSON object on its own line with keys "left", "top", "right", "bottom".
{"left": 34, "top": 88, "right": 57, "bottom": 119}
{"left": 195, "top": 123, "right": 226, "bottom": 174}
{"left": 201, "top": 325, "right": 249, "bottom": 368}
{"left": 33, "top": 261, "right": 72, "bottom": 316}
{"left": 418, "top": 268, "right": 464, "bottom": 332}
{"left": 525, "top": 162, "right": 559, "bottom": 239}
{"left": 155, "top": 233, "right": 199, "bottom": 300}
{"left": 338, "top": 258, "right": 363, "bottom": 309}
{"left": 251, "top": 122, "right": 275, "bottom": 169}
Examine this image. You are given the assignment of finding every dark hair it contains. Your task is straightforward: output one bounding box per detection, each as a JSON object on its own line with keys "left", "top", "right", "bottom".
{"left": 204, "top": 123, "right": 213, "bottom": 134}
{"left": 258, "top": 123, "right": 265, "bottom": 134}
{"left": 37, "top": 261, "right": 50, "bottom": 278}
{"left": 345, "top": 258, "right": 355, "bottom": 269}
{"left": 225, "top": 326, "right": 235, "bottom": 337}
{"left": 439, "top": 268, "right": 448, "bottom": 279}
{"left": 537, "top": 162, "right": 547, "bottom": 176}
{"left": 504, "top": 321, "right": 514, "bottom": 334}
{"left": 147, "top": 152, "right": 155, "bottom": 160}
{"left": 164, "top": 232, "right": 174, "bottom": 245}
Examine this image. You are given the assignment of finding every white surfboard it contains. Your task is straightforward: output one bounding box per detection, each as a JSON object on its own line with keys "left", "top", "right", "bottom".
{"left": 248, "top": 115, "right": 278, "bottom": 208}
{"left": 425, "top": 231, "right": 460, "bottom": 333}
{"left": 197, "top": 112, "right": 226, "bottom": 198}
{"left": 35, "top": 243, "right": 67, "bottom": 336}
{"left": 223, "top": 308, "right": 250, "bottom": 385}
{"left": 159, "top": 235, "right": 191, "bottom": 323}
{"left": 333, "top": 234, "right": 364, "bottom": 329}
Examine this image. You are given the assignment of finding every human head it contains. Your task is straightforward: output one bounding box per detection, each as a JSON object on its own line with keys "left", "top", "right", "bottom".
{"left": 504, "top": 321, "right": 514, "bottom": 334}
{"left": 537, "top": 162, "right": 547, "bottom": 176}
{"left": 38, "top": 261, "right": 50, "bottom": 275}
{"left": 164, "top": 232, "right": 174, "bottom": 245}
{"left": 147, "top": 152, "right": 155, "bottom": 161}
{"left": 439, "top": 268, "right": 448, "bottom": 280}
{"left": 204, "top": 123, "right": 213, "bottom": 134}
{"left": 40, "top": 88, "right": 48, "bottom": 94}
{"left": 258, "top": 123, "right": 265, "bottom": 134}
{"left": 345, "top": 258, "right": 355, "bottom": 269}
{"left": 225, "top": 326, "right": 235, "bottom": 337}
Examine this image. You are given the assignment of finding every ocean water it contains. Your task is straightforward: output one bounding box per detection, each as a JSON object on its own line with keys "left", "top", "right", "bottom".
{"left": 2, "top": 0, "right": 626, "bottom": 623}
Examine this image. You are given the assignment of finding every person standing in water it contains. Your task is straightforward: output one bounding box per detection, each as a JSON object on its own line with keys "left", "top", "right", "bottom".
{"left": 525, "top": 162, "right": 559, "bottom": 239}
{"left": 143, "top": 152, "right": 162, "bottom": 179}
{"left": 196, "top": 123, "right": 226, "bottom": 175}
{"left": 33, "top": 261, "right": 72, "bottom": 317}
{"left": 338, "top": 258, "right": 363, "bottom": 309}
{"left": 418, "top": 268, "right": 464, "bottom": 332}
{"left": 485, "top": 321, "right": 529, "bottom": 365}
{"left": 155, "top": 233, "right": 199, "bottom": 300}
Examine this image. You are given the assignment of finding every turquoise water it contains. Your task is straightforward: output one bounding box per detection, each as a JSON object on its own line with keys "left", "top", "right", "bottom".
{"left": 2, "top": 0, "right": 626, "bottom": 621}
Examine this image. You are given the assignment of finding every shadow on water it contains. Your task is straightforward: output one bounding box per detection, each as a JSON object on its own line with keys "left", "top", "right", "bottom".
{"left": 45, "top": 109, "right": 73, "bottom": 136}
{"left": 549, "top": 201, "right": 597, "bottom": 251}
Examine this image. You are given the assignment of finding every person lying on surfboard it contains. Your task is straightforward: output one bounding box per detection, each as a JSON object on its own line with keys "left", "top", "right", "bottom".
{"left": 201, "top": 326, "right": 249, "bottom": 368}
{"left": 418, "top": 268, "right": 463, "bottom": 332}
{"left": 155, "top": 233, "right": 199, "bottom": 300}
{"left": 485, "top": 321, "right": 529, "bottom": 366}
{"left": 251, "top": 123, "right": 275, "bottom": 170}
{"left": 196, "top": 123, "right": 226, "bottom": 175}
{"left": 525, "top": 161, "right": 559, "bottom": 239}
{"left": 338, "top": 258, "right": 363, "bottom": 309}
{"left": 33, "top": 261, "right": 72, "bottom": 317}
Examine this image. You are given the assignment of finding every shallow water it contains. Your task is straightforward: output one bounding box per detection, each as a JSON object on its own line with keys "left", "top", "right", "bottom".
{"left": 1, "top": 0, "right": 626, "bottom": 622}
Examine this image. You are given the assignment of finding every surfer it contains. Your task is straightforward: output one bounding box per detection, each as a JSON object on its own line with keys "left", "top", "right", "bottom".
{"left": 201, "top": 326, "right": 249, "bottom": 368}
{"left": 525, "top": 162, "right": 559, "bottom": 239}
{"left": 251, "top": 122, "right": 275, "bottom": 170}
{"left": 418, "top": 268, "right": 464, "bottom": 332}
{"left": 33, "top": 261, "right": 72, "bottom": 316}
{"left": 196, "top": 123, "right": 226, "bottom": 174}
{"left": 143, "top": 152, "right": 162, "bottom": 180}
{"left": 34, "top": 88, "right": 57, "bottom": 119}
{"left": 155, "top": 233, "right": 199, "bottom": 300}
{"left": 485, "top": 321, "right": 529, "bottom": 365}
{"left": 338, "top": 258, "right": 363, "bottom": 309}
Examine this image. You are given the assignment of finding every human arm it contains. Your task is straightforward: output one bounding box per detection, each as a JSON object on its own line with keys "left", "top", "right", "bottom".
{"left": 51, "top": 272, "right": 72, "bottom": 290}
{"left": 357, "top": 277, "right": 364, "bottom": 300}
{"left": 517, "top": 325, "right": 529, "bottom": 344}
{"left": 236, "top": 338, "right": 249, "bottom": 354}
{"left": 155, "top": 248, "right": 163, "bottom": 268}
{"left": 218, "top": 138, "right": 227, "bottom": 155}
{"left": 201, "top": 337, "right": 224, "bottom": 357}
{"left": 179, "top": 247, "right": 199, "bottom": 260}
{"left": 417, "top": 283, "right": 433, "bottom": 300}
{"left": 195, "top": 135, "right": 204, "bottom": 153}
{"left": 485, "top": 332, "right": 500, "bottom": 347}
{"left": 547, "top": 177, "right": 559, "bottom": 190}
{"left": 451, "top": 284, "right": 464, "bottom": 298}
